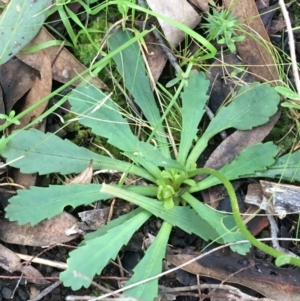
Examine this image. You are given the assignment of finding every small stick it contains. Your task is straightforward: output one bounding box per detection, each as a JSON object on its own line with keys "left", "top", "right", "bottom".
{"left": 16, "top": 253, "right": 67, "bottom": 270}
{"left": 28, "top": 281, "right": 62, "bottom": 301}
{"left": 278, "top": 0, "right": 300, "bottom": 96}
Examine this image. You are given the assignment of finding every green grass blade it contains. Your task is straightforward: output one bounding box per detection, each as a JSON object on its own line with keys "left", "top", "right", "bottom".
{"left": 2, "top": 129, "right": 155, "bottom": 181}
{"left": 5, "top": 184, "right": 108, "bottom": 225}
{"left": 124, "top": 221, "right": 172, "bottom": 301}
{"left": 87, "top": 1, "right": 217, "bottom": 60}
{"left": 187, "top": 83, "right": 280, "bottom": 164}
{"left": 0, "top": 0, "right": 51, "bottom": 65}
{"left": 57, "top": 6, "right": 76, "bottom": 45}
{"left": 60, "top": 210, "right": 151, "bottom": 290}
{"left": 178, "top": 72, "right": 209, "bottom": 164}
{"left": 191, "top": 142, "right": 279, "bottom": 191}
{"left": 108, "top": 29, "right": 170, "bottom": 158}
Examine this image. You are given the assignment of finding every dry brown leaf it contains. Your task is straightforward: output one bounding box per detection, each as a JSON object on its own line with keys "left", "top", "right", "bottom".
{"left": 22, "top": 266, "right": 50, "bottom": 285}
{"left": 144, "top": 0, "right": 201, "bottom": 82}
{"left": 0, "top": 58, "right": 39, "bottom": 114}
{"left": 10, "top": 52, "right": 52, "bottom": 188}
{"left": 13, "top": 172, "right": 37, "bottom": 189}
{"left": 65, "top": 160, "right": 93, "bottom": 185}
{"left": 146, "top": 0, "right": 201, "bottom": 47}
{"left": 13, "top": 52, "right": 52, "bottom": 131}
{"left": 0, "top": 243, "right": 21, "bottom": 273}
{"left": 144, "top": 33, "right": 168, "bottom": 83}
{"left": 223, "top": 0, "right": 279, "bottom": 83}
{"left": 17, "top": 27, "right": 108, "bottom": 90}
{"left": 270, "top": 17, "right": 286, "bottom": 35}
{"left": 167, "top": 252, "right": 300, "bottom": 301}
{"left": 78, "top": 207, "right": 109, "bottom": 231}
{"left": 204, "top": 110, "right": 281, "bottom": 171}
{"left": 188, "top": 0, "right": 209, "bottom": 12}
{"left": 0, "top": 212, "right": 78, "bottom": 246}
{"left": 0, "top": 243, "right": 49, "bottom": 285}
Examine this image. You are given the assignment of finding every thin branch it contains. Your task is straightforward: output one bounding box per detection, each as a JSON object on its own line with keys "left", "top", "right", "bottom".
{"left": 278, "top": 0, "right": 300, "bottom": 96}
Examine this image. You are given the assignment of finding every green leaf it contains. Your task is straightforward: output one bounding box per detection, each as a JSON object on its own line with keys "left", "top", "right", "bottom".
{"left": 69, "top": 86, "right": 182, "bottom": 170}
{"left": 166, "top": 77, "right": 180, "bottom": 88}
{"left": 275, "top": 86, "right": 300, "bottom": 100}
{"left": 101, "top": 184, "right": 219, "bottom": 241}
{"left": 0, "top": 0, "right": 51, "bottom": 65}
{"left": 108, "top": 29, "right": 170, "bottom": 158}
{"left": 60, "top": 210, "right": 151, "bottom": 289}
{"left": 124, "top": 221, "right": 172, "bottom": 301}
{"left": 5, "top": 184, "right": 109, "bottom": 225}
{"left": 254, "top": 150, "right": 300, "bottom": 181}
{"left": 187, "top": 82, "right": 280, "bottom": 164}
{"left": 275, "top": 254, "right": 293, "bottom": 266}
{"left": 206, "top": 82, "right": 279, "bottom": 134}
{"left": 68, "top": 85, "right": 140, "bottom": 152}
{"left": 182, "top": 192, "right": 251, "bottom": 254}
{"left": 281, "top": 102, "right": 300, "bottom": 110}
{"left": 2, "top": 129, "right": 154, "bottom": 181}
{"left": 178, "top": 72, "right": 209, "bottom": 164}
{"left": 125, "top": 143, "right": 185, "bottom": 171}
{"left": 192, "top": 142, "right": 279, "bottom": 191}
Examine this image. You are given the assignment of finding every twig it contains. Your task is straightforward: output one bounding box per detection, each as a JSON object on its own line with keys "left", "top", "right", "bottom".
{"left": 278, "top": 0, "right": 300, "bottom": 96}
{"left": 160, "top": 284, "right": 274, "bottom": 301}
{"left": 16, "top": 253, "right": 67, "bottom": 270}
{"left": 76, "top": 237, "right": 300, "bottom": 301}
{"left": 28, "top": 281, "right": 62, "bottom": 301}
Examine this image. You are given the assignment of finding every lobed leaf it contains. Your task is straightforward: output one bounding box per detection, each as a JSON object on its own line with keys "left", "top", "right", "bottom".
{"left": 192, "top": 142, "right": 279, "bottom": 191}
{"left": 0, "top": 0, "right": 51, "bottom": 65}
{"left": 60, "top": 210, "right": 151, "bottom": 289}
{"left": 125, "top": 141, "right": 185, "bottom": 171}
{"left": 253, "top": 150, "right": 300, "bottom": 181}
{"left": 2, "top": 129, "right": 154, "bottom": 181}
{"left": 178, "top": 71, "right": 209, "bottom": 164}
{"left": 69, "top": 86, "right": 183, "bottom": 170}
{"left": 5, "top": 184, "right": 108, "bottom": 225}
{"left": 68, "top": 85, "right": 140, "bottom": 152}
{"left": 108, "top": 29, "right": 170, "bottom": 158}
{"left": 124, "top": 221, "right": 172, "bottom": 301}
{"left": 187, "top": 82, "right": 280, "bottom": 163}
{"left": 206, "top": 82, "right": 279, "bottom": 135}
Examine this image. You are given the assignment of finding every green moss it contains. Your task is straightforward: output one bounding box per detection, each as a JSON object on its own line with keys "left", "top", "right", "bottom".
{"left": 267, "top": 108, "right": 297, "bottom": 152}
{"left": 63, "top": 113, "right": 123, "bottom": 159}
{"left": 74, "top": 8, "right": 120, "bottom": 66}
{"left": 291, "top": 2, "right": 300, "bottom": 27}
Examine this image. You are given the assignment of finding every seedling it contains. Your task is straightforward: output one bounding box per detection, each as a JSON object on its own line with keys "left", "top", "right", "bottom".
{"left": 3, "top": 29, "right": 300, "bottom": 301}
{"left": 203, "top": 8, "right": 245, "bottom": 52}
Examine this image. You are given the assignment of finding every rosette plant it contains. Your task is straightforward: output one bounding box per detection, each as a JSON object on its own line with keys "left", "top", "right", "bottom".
{"left": 3, "top": 30, "right": 300, "bottom": 300}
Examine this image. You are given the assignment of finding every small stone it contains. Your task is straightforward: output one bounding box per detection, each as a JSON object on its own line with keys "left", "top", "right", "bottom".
{"left": 1, "top": 287, "right": 12, "bottom": 299}
{"left": 17, "top": 288, "right": 29, "bottom": 301}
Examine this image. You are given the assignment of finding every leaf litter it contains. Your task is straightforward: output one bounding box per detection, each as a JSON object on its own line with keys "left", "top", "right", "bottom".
{"left": 0, "top": 0, "right": 300, "bottom": 300}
